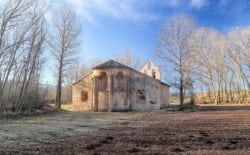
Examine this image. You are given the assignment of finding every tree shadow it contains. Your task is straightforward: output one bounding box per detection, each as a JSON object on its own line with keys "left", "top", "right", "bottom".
{"left": 197, "top": 105, "right": 250, "bottom": 111}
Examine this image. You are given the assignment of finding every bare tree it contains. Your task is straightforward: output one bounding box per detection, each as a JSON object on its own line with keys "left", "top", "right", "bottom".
{"left": 227, "top": 27, "right": 250, "bottom": 88}
{"left": 227, "top": 27, "right": 250, "bottom": 103}
{"left": 114, "top": 50, "right": 143, "bottom": 70}
{"left": 48, "top": 7, "right": 82, "bottom": 109}
{"left": 155, "top": 14, "right": 196, "bottom": 109}
{"left": 0, "top": 0, "right": 47, "bottom": 113}
{"left": 59, "top": 58, "right": 103, "bottom": 105}
{"left": 63, "top": 64, "right": 89, "bottom": 104}
{"left": 188, "top": 26, "right": 250, "bottom": 104}
{"left": 189, "top": 28, "right": 227, "bottom": 104}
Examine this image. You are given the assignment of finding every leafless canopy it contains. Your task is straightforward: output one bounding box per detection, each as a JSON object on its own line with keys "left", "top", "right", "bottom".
{"left": 157, "top": 13, "right": 250, "bottom": 105}
{"left": 48, "top": 7, "right": 82, "bottom": 108}
{"left": 156, "top": 14, "right": 196, "bottom": 108}
{"left": 0, "top": 0, "right": 47, "bottom": 112}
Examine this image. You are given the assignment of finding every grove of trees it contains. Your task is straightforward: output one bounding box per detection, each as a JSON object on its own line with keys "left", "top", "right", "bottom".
{"left": 0, "top": 0, "right": 47, "bottom": 113}
{"left": 114, "top": 50, "right": 143, "bottom": 70}
{"left": 0, "top": 0, "right": 82, "bottom": 113}
{"left": 157, "top": 13, "right": 250, "bottom": 106}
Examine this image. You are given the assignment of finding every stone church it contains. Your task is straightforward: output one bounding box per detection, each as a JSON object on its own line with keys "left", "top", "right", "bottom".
{"left": 72, "top": 60, "right": 170, "bottom": 111}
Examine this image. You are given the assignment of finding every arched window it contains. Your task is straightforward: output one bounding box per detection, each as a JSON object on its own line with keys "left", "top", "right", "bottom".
{"left": 116, "top": 72, "right": 124, "bottom": 90}
{"left": 81, "top": 91, "right": 88, "bottom": 102}
{"left": 152, "top": 69, "right": 156, "bottom": 79}
{"left": 137, "top": 89, "right": 146, "bottom": 102}
{"left": 99, "top": 72, "right": 108, "bottom": 90}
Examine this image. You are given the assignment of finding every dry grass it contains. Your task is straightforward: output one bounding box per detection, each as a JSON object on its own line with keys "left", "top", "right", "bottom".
{"left": 0, "top": 111, "right": 142, "bottom": 151}
{"left": 0, "top": 109, "right": 250, "bottom": 154}
{"left": 61, "top": 104, "right": 75, "bottom": 111}
{"left": 48, "top": 103, "right": 75, "bottom": 111}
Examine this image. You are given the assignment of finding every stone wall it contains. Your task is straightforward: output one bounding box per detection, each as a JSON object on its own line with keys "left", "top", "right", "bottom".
{"left": 128, "top": 69, "right": 168, "bottom": 111}
{"left": 72, "top": 67, "right": 170, "bottom": 111}
{"left": 72, "top": 74, "right": 93, "bottom": 111}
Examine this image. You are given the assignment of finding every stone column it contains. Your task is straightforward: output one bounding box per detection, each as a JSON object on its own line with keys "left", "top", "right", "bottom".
{"left": 108, "top": 75, "right": 114, "bottom": 112}
{"left": 92, "top": 77, "right": 98, "bottom": 112}
{"left": 126, "top": 76, "right": 130, "bottom": 111}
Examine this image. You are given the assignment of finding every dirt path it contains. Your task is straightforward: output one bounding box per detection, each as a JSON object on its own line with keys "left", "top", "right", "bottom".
{"left": 1, "top": 110, "right": 250, "bottom": 154}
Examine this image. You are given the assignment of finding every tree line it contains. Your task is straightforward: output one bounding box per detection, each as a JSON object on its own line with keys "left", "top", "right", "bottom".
{"left": 1, "top": 1, "right": 249, "bottom": 114}
{"left": 0, "top": 0, "right": 82, "bottom": 113}
{"left": 156, "top": 13, "right": 250, "bottom": 107}
{"left": 0, "top": 0, "right": 142, "bottom": 113}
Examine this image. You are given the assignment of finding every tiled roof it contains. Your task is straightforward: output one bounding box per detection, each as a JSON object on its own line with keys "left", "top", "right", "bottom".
{"left": 92, "top": 60, "right": 130, "bottom": 69}
{"left": 88, "top": 59, "right": 170, "bottom": 87}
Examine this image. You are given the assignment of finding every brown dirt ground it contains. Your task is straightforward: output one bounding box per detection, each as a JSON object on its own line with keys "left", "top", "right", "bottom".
{"left": 1, "top": 110, "right": 250, "bottom": 155}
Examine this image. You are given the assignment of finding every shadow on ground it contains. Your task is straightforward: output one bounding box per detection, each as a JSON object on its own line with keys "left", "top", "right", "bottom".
{"left": 197, "top": 104, "right": 250, "bottom": 111}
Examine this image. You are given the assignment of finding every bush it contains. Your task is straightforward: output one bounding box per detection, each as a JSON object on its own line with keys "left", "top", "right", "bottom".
{"left": 160, "top": 104, "right": 168, "bottom": 109}
{"left": 179, "top": 103, "right": 198, "bottom": 112}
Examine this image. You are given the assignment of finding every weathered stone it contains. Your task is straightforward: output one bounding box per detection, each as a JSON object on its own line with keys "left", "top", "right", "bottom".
{"left": 72, "top": 60, "right": 170, "bottom": 112}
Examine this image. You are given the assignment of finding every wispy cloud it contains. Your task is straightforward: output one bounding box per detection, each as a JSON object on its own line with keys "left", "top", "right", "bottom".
{"left": 219, "top": 0, "right": 229, "bottom": 6}
{"left": 165, "top": 0, "right": 180, "bottom": 7}
{"left": 62, "top": 0, "right": 159, "bottom": 23}
{"left": 62, "top": 0, "right": 205, "bottom": 23}
{"left": 190, "top": 0, "right": 207, "bottom": 9}
{"left": 50, "top": 0, "right": 220, "bottom": 23}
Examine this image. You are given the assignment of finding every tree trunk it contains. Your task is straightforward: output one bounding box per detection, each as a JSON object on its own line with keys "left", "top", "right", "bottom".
{"left": 56, "top": 63, "right": 62, "bottom": 109}
{"left": 180, "top": 77, "right": 184, "bottom": 110}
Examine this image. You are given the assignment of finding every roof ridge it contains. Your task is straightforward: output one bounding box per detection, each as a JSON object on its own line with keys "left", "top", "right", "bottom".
{"left": 92, "top": 59, "right": 131, "bottom": 69}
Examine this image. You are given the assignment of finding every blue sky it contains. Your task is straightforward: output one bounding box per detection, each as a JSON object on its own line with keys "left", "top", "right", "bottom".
{"left": 44, "top": 0, "right": 250, "bottom": 84}
{"left": 52, "top": 0, "right": 250, "bottom": 61}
